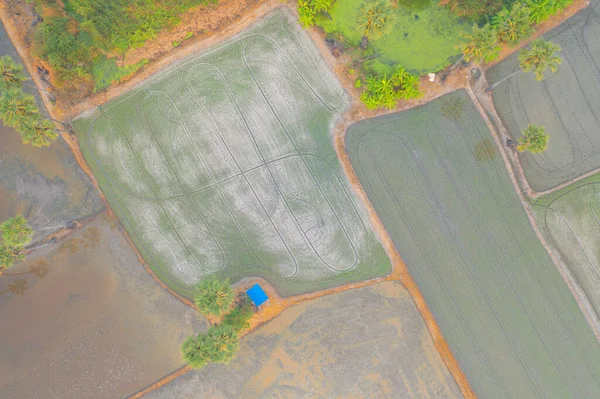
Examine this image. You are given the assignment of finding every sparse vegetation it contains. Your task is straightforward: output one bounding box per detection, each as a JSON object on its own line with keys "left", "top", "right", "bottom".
{"left": 439, "top": 0, "right": 502, "bottom": 19}
{"left": 518, "top": 124, "right": 549, "bottom": 153}
{"left": 297, "top": 0, "right": 335, "bottom": 28}
{"left": 194, "top": 277, "right": 234, "bottom": 316}
{"left": 441, "top": 96, "right": 466, "bottom": 120}
{"left": 222, "top": 300, "right": 254, "bottom": 332}
{"left": 0, "top": 216, "right": 33, "bottom": 271}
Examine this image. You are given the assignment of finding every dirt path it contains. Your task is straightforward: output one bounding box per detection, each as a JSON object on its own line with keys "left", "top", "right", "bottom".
{"left": 467, "top": 71, "right": 600, "bottom": 344}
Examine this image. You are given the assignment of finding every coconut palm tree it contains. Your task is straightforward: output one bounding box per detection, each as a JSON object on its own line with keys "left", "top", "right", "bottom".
{"left": 518, "top": 39, "right": 562, "bottom": 80}
{"left": 487, "top": 39, "right": 561, "bottom": 90}
{"left": 0, "top": 55, "right": 26, "bottom": 89}
{"left": 206, "top": 324, "right": 239, "bottom": 364}
{"left": 0, "top": 88, "right": 38, "bottom": 128}
{"left": 357, "top": 0, "right": 395, "bottom": 40}
{"left": 193, "top": 277, "right": 234, "bottom": 316}
{"left": 492, "top": 2, "right": 534, "bottom": 46}
{"left": 459, "top": 23, "right": 501, "bottom": 64}
{"left": 517, "top": 124, "right": 549, "bottom": 153}
{"left": 181, "top": 334, "right": 213, "bottom": 369}
{"left": 1, "top": 216, "right": 34, "bottom": 248}
{"left": 0, "top": 246, "right": 23, "bottom": 270}
{"left": 19, "top": 116, "right": 58, "bottom": 147}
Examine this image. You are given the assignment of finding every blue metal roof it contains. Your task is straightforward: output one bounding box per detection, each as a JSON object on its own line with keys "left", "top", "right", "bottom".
{"left": 246, "top": 284, "right": 268, "bottom": 307}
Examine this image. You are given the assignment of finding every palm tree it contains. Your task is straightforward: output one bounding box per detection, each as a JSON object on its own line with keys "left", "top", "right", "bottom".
{"left": 518, "top": 39, "right": 562, "bottom": 80}
{"left": 20, "top": 116, "right": 58, "bottom": 147}
{"left": 357, "top": 0, "right": 395, "bottom": 40}
{"left": 181, "top": 334, "right": 213, "bottom": 369}
{"left": 1, "top": 216, "right": 34, "bottom": 248}
{"left": 487, "top": 39, "right": 561, "bottom": 91}
{"left": 459, "top": 23, "right": 501, "bottom": 64}
{"left": 517, "top": 124, "right": 549, "bottom": 153}
{"left": 193, "top": 277, "right": 234, "bottom": 316}
{"left": 492, "top": 2, "right": 534, "bottom": 46}
{"left": 311, "top": 0, "right": 334, "bottom": 13}
{"left": 0, "top": 89, "right": 38, "bottom": 128}
{"left": 0, "top": 246, "right": 23, "bottom": 270}
{"left": 0, "top": 56, "right": 27, "bottom": 89}
{"left": 206, "top": 324, "right": 239, "bottom": 364}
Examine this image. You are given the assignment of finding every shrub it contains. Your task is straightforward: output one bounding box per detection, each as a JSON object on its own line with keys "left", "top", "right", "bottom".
{"left": 517, "top": 124, "right": 549, "bottom": 153}
{"left": 194, "top": 277, "right": 234, "bottom": 316}
{"left": 459, "top": 24, "right": 501, "bottom": 64}
{"left": 492, "top": 3, "right": 534, "bottom": 46}
{"left": 298, "top": 0, "right": 317, "bottom": 28}
{"left": 223, "top": 301, "right": 254, "bottom": 332}
{"left": 360, "top": 67, "right": 421, "bottom": 110}
{"left": 439, "top": 0, "right": 502, "bottom": 19}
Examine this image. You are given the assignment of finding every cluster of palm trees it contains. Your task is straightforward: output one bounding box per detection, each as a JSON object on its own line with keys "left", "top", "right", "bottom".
{"left": 0, "top": 216, "right": 33, "bottom": 271}
{"left": 182, "top": 277, "right": 255, "bottom": 369}
{"left": 0, "top": 56, "right": 58, "bottom": 147}
{"left": 359, "top": 66, "right": 422, "bottom": 110}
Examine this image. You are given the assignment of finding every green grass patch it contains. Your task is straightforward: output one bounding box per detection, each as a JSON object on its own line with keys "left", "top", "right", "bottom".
{"left": 92, "top": 56, "right": 148, "bottom": 93}
{"left": 317, "top": 0, "right": 468, "bottom": 73}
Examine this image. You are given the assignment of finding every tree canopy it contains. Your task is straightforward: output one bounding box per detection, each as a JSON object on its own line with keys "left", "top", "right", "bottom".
{"left": 459, "top": 24, "right": 501, "bottom": 64}
{"left": 518, "top": 39, "right": 562, "bottom": 80}
{"left": 357, "top": 0, "right": 395, "bottom": 39}
{"left": 517, "top": 124, "right": 549, "bottom": 153}
{"left": 193, "top": 277, "right": 234, "bottom": 316}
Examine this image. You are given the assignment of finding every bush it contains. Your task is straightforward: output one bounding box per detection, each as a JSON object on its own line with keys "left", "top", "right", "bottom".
{"left": 222, "top": 301, "right": 254, "bottom": 332}
{"left": 193, "top": 277, "right": 234, "bottom": 316}
{"left": 360, "top": 67, "right": 421, "bottom": 110}
{"left": 439, "top": 0, "right": 502, "bottom": 19}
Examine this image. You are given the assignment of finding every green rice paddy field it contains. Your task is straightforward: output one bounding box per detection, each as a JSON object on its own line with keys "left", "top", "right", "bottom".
{"left": 345, "top": 90, "right": 600, "bottom": 398}
{"left": 487, "top": 0, "right": 600, "bottom": 192}
{"left": 532, "top": 173, "right": 600, "bottom": 324}
{"left": 317, "top": 0, "right": 468, "bottom": 73}
{"left": 73, "top": 10, "right": 391, "bottom": 298}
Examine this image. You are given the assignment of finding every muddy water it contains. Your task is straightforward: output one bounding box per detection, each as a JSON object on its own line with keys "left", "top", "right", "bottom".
{"left": 0, "top": 21, "right": 101, "bottom": 237}
{"left": 0, "top": 215, "right": 207, "bottom": 399}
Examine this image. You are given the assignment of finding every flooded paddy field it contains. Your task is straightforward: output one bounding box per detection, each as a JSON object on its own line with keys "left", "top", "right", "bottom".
{"left": 345, "top": 90, "right": 600, "bottom": 398}
{"left": 144, "top": 281, "right": 462, "bottom": 399}
{"left": 0, "top": 216, "right": 206, "bottom": 399}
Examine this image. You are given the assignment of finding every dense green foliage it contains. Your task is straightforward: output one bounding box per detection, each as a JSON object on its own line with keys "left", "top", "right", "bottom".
{"left": 31, "top": 0, "right": 212, "bottom": 92}
{"left": 360, "top": 67, "right": 421, "bottom": 110}
{"left": 222, "top": 300, "right": 254, "bottom": 332}
{"left": 356, "top": 0, "right": 395, "bottom": 39}
{"left": 0, "top": 216, "right": 33, "bottom": 270}
{"left": 459, "top": 24, "right": 501, "bottom": 63}
{"left": 0, "top": 56, "right": 27, "bottom": 90}
{"left": 297, "top": 0, "right": 335, "bottom": 28}
{"left": 182, "top": 324, "right": 240, "bottom": 369}
{"left": 492, "top": 2, "right": 534, "bottom": 45}
{"left": 439, "top": 0, "right": 502, "bottom": 19}
{"left": 193, "top": 277, "right": 234, "bottom": 316}
{"left": 526, "top": 0, "right": 572, "bottom": 23}
{"left": 518, "top": 124, "right": 549, "bottom": 153}
{"left": 0, "top": 56, "right": 58, "bottom": 147}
